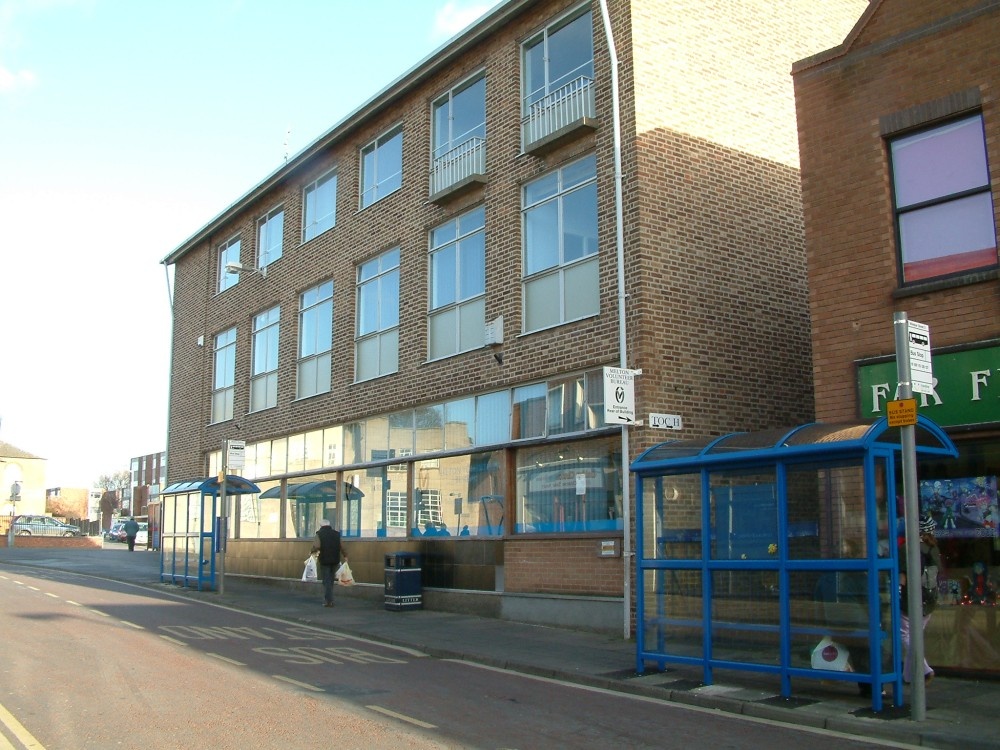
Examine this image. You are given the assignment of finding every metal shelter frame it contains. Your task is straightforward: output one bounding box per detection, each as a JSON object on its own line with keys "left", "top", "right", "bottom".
{"left": 630, "top": 416, "right": 958, "bottom": 711}
{"left": 159, "top": 475, "right": 260, "bottom": 590}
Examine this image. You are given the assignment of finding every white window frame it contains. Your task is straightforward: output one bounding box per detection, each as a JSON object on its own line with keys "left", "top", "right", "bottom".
{"left": 522, "top": 153, "right": 599, "bottom": 333}
{"left": 355, "top": 248, "right": 400, "bottom": 381}
{"left": 217, "top": 235, "right": 241, "bottom": 293}
{"left": 211, "top": 327, "right": 237, "bottom": 424}
{"left": 428, "top": 205, "right": 486, "bottom": 360}
{"left": 360, "top": 126, "right": 403, "bottom": 209}
{"left": 256, "top": 205, "right": 285, "bottom": 270}
{"left": 250, "top": 306, "right": 280, "bottom": 412}
{"left": 302, "top": 171, "right": 337, "bottom": 242}
{"left": 297, "top": 281, "right": 333, "bottom": 399}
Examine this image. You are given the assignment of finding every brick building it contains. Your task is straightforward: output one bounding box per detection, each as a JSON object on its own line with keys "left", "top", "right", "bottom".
{"left": 794, "top": 0, "right": 1000, "bottom": 675}
{"left": 162, "top": 0, "right": 864, "bottom": 631}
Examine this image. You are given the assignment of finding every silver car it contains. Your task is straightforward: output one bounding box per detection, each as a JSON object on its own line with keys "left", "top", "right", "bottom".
{"left": 12, "top": 515, "right": 81, "bottom": 537}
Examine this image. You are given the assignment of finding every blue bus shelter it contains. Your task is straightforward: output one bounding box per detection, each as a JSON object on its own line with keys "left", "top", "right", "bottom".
{"left": 160, "top": 475, "right": 260, "bottom": 590}
{"left": 631, "top": 416, "right": 957, "bottom": 711}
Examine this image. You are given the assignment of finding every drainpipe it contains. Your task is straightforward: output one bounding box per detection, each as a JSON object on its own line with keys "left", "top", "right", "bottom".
{"left": 598, "top": 0, "right": 631, "bottom": 640}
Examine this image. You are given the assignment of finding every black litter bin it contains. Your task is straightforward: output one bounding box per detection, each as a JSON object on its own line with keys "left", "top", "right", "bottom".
{"left": 384, "top": 552, "right": 422, "bottom": 611}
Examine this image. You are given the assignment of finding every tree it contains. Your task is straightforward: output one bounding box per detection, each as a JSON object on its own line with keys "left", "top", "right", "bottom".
{"left": 96, "top": 470, "right": 131, "bottom": 514}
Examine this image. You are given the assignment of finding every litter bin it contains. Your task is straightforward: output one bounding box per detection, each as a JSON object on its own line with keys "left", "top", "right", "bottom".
{"left": 385, "top": 552, "right": 422, "bottom": 611}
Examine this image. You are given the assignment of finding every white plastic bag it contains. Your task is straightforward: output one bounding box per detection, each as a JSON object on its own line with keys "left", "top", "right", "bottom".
{"left": 335, "top": 561, "right": 355, "bottom": 586}
{"left": 810, "top": 635, "right": 852, "bottom": 671}
{"left": 302, "top": 554, "right": 318, "bottom": 583}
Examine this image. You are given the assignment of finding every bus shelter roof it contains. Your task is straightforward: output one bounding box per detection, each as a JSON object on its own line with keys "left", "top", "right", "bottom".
{"left": 161, "top": 475, "right": 261, "bottom": 496}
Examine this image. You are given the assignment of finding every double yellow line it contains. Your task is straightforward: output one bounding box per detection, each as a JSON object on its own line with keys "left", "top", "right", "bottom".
{"left": 0, "top": 701, "right": 45, "bottom": 749}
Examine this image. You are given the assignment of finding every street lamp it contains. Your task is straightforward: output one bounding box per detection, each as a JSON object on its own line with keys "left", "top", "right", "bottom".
{"left": 225, "top": 261, "right": 267, "bottom": 279}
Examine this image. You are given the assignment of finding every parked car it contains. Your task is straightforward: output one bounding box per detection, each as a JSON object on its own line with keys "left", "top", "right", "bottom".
{"left": 105, "top": 521, "right": 126, "bottom": 541}
{"left": 135, "top": 522, "right": 149, "bottom": 546}
{"left": 12, "top": 515, "right": 81, "bottom": 537}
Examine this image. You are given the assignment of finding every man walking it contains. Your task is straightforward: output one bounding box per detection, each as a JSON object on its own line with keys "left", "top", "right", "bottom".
{"left": 315, "top": 519, "right": 343, "bottom": 607}
{"left": 123, "top": 516, "right": 140, "bottom": 552}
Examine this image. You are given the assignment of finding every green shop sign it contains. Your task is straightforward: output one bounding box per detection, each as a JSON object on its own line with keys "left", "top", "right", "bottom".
{"left": 857, "top": 343, "right": 1000, "bottom": 427}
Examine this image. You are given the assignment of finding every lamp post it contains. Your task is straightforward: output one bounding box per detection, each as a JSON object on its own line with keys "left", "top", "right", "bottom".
{"left": 8, "top": 480, "right": 21, "bottom": 547}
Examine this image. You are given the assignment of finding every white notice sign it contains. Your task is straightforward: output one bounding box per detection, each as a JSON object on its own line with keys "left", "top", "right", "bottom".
{"left": 226, "top": 439, "right": 246, "bottom": 470}
{"left": 907, "top": 320, "right": 934, "bottom": 396}
{"left": 603, "top": 367, "right": 638, "bottom": 425}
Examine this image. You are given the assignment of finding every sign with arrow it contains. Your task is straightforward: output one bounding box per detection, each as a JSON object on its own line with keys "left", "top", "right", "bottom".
{"left": 603, "top": 367, "right": 639, "bottom": 425}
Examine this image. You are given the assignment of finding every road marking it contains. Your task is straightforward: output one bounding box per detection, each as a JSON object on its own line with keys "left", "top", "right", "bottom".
{"left": 65, "top": 601, "right": 81, "bottom": 606}
{"left": 87, "top": 609, "right": 109, "bottom": 617}
{"left": 272, "top": 675, "right": 323, "bottom": 692}
{"left": 366, "top": 705, "right": 437, "bottom": 729}
{"left": 0, "top": 700, "right": 46, "bottom": 749}
{"left": 159, "top": 636, "right": 188, "bottom": 647}
{"left": 207, "top": 653, "right": 246, "bottom": 666}
{"left": 27, "top": 586, "right": 39, "bottom": 591}
{"left": 120, "top": 621, "right": 144, "bottom": 630}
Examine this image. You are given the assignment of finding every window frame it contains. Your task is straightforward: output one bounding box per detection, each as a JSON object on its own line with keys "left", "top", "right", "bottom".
{"left": 428, "top": 205, "right": 486, "bottom": 360}
{"left": 432, "top": 71, "right": 487, "bottom": 162}
{"left": 355, "top": 247, "right": 400, "bottom": 381}
{"left": 256, "top": 204, "right": 285, "bottom": 271}
{"left": 888, "top": 113, "right": 998, "bottom": 285}
{"left": 217, "top": 235, "right": 241, "bottom": 293}
{"left": 521, "top": 4, "right": 594, "bottom": 114}
{"left": 250, "top": 306, "right": 280, "bottom": 413}
{"left": 211, "top": 327, "right": 237, "bottom": 424}
{"left": 521, "top": 153, "right": 599, "bottom": 333}
{"left": 360, "top": 125, "right": 404, "bottom": 209}
{"left": 302, "top": 170, "right": 338, "bottom": 243}
{"left": 296, "top": 281, "right": 334, "bottom": 400}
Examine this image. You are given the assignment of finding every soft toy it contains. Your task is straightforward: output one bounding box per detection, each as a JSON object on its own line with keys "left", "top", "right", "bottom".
{"left": 961, "top": 562, "right": 996, "bottom": 606}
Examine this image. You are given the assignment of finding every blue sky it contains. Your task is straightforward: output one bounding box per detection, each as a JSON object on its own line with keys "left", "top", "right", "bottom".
{"left": 0, "top": 0, "right": 499, "bottom": 489}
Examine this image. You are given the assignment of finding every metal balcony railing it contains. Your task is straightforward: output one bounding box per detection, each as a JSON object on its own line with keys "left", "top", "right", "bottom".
{"left": 521, "top": 76, "right": 595, "bottom": 151}
{"left": 430, "top": 137, "right": 486, "bottom": 197}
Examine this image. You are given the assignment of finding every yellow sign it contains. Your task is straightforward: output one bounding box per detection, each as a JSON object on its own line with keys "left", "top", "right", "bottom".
{"left": 886, "top": 398, "right": 918, "bottom": 427}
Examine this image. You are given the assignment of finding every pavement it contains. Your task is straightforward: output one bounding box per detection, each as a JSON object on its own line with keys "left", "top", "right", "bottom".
{"left": 1, "top": 543, "right": 997, "bottom": 750}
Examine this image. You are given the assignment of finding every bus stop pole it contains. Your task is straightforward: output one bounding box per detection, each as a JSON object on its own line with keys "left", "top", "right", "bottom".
{"left": 219, "top": 444, "right": 228, "bottom": 596}
{"left": 894, "top": 311, "right": 925, "bottom": 720}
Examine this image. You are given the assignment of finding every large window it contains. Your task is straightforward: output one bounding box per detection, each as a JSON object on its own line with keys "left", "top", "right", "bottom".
{"left": 257, "top": 205, "right": 284, "bottom": 270}
{"left": 250, "top": 306, "right": 280, "bottom": 412}
{"left": 890, "top": 114, "right": 997, "bottom": 283}
{"left": 360, "top": 126, "right": 403, "bottom": 208}
{"left": 429, "top": 206, "right": 485, "bottom": 359}
{"left": 303, "top": 171, "right": 337, "bottom": 242}
{"left": 522, "top": 153, "right": 599, "bottom": 332}
{"left": 211, "top": 327, "right": 236, "bottom": 424}
{"left": 356, "top": 248, "right": 400, "bottom": 381}
{"left": 297, "top": 281, "right": 333, "bottom": 399}
{"left": 217, "top": 236, "right": 240, "bottom": 293}
{"left": 431, "top": 74, "right": 486, "bottom": 195}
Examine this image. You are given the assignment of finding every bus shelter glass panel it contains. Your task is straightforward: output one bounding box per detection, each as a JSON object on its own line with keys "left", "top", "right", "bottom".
{"left": 639, "top": 568, "right": 702, "bottom": 661}
{"left": 413, "top": 451, "right": 505, "bottom": 537}
{"left": 644, "top": 473, "right": 703, "bottom": 560}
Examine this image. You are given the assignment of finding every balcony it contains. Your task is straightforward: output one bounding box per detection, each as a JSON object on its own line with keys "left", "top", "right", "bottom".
{"left": 521, "top": 76, "right": 596, "bottom": 156}
{"left": 429, "top": 137, "right": 487, "bottom": 204}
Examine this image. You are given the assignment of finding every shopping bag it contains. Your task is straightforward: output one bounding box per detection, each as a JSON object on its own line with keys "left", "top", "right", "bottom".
{"left": 302, "top": 554, "right": 318, "bottom": 583}
{"left": 810, "top": 635, "right": 852, "bottom": 671}
{"left": 335, "top": 561, "right": 355, "bottom": 586}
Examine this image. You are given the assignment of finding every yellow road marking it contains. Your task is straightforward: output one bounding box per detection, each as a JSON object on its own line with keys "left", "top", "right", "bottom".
{"left": 0, "top": 700, "right": 46, "bottom": 749}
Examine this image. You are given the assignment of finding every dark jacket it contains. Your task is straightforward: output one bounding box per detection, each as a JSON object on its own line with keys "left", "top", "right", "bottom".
{"left": 123, "top": 519, "right": 140, "bottom": 537}
{"left": 315, "top": 525, "right": 342, "bottom": 567}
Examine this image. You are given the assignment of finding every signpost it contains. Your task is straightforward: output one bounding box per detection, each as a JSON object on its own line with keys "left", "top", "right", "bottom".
{"left": 603, "top": 367, "right": 639, "bottom": 425}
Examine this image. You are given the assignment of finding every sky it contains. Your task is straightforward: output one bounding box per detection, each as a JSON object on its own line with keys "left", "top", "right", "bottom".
{"left": 0, "top": 0, "right": 500, "bottom": 489}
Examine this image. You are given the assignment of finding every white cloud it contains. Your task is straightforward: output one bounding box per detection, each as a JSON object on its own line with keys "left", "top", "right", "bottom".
{"left": 0, "top": 65, "right": 36, "bottom": 92}
{"left": 433, "top": 1, "right": 497, "bottom": 40}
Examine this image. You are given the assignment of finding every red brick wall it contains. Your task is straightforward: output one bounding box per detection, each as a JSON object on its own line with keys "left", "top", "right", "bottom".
{"left": 6, "top": 536, "right": 102, "bottom": 550}
{"left": 794, "top": 1, "right": 1000, "bottom": 424}
{"left": 505, "top": 538, "right": 623, "bottom": 595}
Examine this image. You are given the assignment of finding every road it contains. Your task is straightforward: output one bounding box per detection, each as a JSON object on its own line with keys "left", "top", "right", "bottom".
{"left": 0, "top": 565, "right": 919, "bottom": 749}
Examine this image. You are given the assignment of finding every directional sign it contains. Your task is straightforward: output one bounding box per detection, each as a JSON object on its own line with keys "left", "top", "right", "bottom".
{"left": 907, "top": 320, "right": 933, "bottom": 396}
{"left": 649, "top": 413, "right": 683, "bottom": 430}
{"left": 603, "top": 367, "right": 638, "bottom": 425}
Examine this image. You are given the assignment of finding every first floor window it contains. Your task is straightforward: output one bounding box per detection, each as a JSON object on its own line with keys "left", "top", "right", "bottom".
{"left": 429, "top": 206, "right": 486, "bottom": 359}
{"left": 356, "top": 248, "right": 400, "bottom": 381}
{"left": 890, "top": 114, "right": 997, "bottom": 283}
{"left": 257, "top": 205, "right": 284, "bottom": 269}
{"left": 211, "top": 328, "right": 236, "bottom": 424}
{"left": 298, "top": 281, "right": 333, "bottom": 399}
{"left": 303, "top": 171, "right": 337, "bottom": 242}
{"left": 217, "top": 236, "right": 240, "bottom": 293}
{"left": 250, "top": 306, "right": 280, "bottom": 412}
{"left": 360, "top": 126, "right": 403, "bottom": 208}
{"left": 522, "top": 154, "right": 599, "bottom": 332}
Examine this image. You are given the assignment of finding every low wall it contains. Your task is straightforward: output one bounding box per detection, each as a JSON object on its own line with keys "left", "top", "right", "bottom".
{"left": 4, "top": 535, "right": 102, "bottom": 549}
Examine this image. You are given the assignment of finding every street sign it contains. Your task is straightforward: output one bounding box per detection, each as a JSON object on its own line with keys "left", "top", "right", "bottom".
{"left": 907, "top": 320, "right": 933, "bottom": 396}
{"left": 603, "top": 367, "right": 638, "bottom": 425}
{"left": 649, "top": 412, "right": 683, "bottom": 430}
{"left": 226, "top": 439, "right": 246, "bottom": 470}
{"left": 886, "top": 398, "right": 918, "bottom": 427}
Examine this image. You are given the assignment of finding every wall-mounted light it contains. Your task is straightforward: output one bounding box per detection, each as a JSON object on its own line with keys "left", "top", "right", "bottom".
{"left": 225, "top": 261, "right": 267, "bottom": 279}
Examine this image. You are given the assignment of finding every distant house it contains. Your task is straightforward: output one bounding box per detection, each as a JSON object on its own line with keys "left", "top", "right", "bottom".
{"left": 0, "top": 440, "right": 46, "bottom": 516}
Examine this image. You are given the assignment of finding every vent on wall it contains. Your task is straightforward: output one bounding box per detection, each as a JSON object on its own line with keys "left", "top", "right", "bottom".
{"left": 484, "top": 315, "right": 504, "bottom": 346}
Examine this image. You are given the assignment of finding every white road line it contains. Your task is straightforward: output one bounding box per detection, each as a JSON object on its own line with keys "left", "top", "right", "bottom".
{"left": 159, "top": 635, "right": 188, "bottom": 646}
{"left": 366, "top": 705, "right": 437, "bottom": 729}
{"left": 65, "top": 601, "right": 81, "bottom": 606}
{"left": 43, "top": 593, "right": 58, "bottom": 599}
{"left": 26, "top": 586, "right": 39, "bottom": 591}
{"left": 120, "top": 621, "right": 144, "bottom": 630}
{"left": 272, "top": 675, "right": 323, "bottom": 692}
{"left": 87, "top": 609, "right": 109, "bottom": 617}
{"left": 446, "top": 660, "right": 923, "bottom": 750}
{"left": 0, "top": 699, "right": 46, "bottom": 749}
{"left": 207, "top": 653, "right": 246, "bottom": 666}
